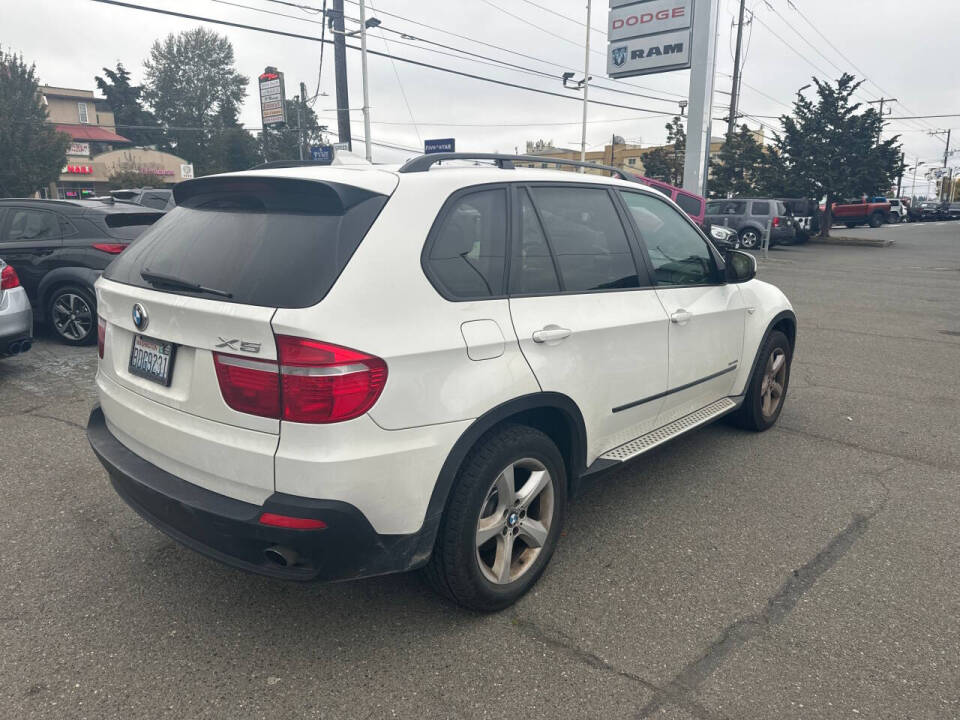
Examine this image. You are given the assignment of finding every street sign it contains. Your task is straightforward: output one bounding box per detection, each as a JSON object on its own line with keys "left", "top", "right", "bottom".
{"left": 607, "top": 0, "right": 695, "bottom": 78}
{"left": 258, "top": 68, "right": 287, "bottom": 127}
{"left": 180, "top": 164, "right": 194, "bottom": 180}
{"left": 310, "top": 145, "right": 333, "bottom": 164}
{"left": 424, "top": 138, "right": 456, "bottom": 154}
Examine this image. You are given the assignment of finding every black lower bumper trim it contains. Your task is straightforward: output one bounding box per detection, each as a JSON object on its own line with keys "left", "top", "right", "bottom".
{"left": 86, "top": 405, "right": 422, "bottom": 582}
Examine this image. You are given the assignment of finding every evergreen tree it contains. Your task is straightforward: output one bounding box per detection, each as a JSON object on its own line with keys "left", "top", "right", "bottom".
{"left": 641, "top": 116, "right": 685, "bottom": 185}
{"left": 94, "top": 63, "right": 160, "bottom": 146}
{"left": 0, "top": 47, "right": 71, "bottom": 197}
{"left": 709, "top": 124, "right": 768, "bottom": 198}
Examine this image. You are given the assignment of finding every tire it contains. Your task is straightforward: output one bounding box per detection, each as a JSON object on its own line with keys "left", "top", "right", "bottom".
{"left": 423, "top": 424, "right": 567, "bottom": 612}
{"left": 739, "top": 228, "right": 760, "bottom": 249}
{"left": 728, "top": 330, "right": 792, "bottom": 432}
{"left": 845, "top": 222, "right": 857, "bottom": 228}
{"left": 868, "top": 212, "right": 883, "bottom": 228}
{"left": 47, "top": 285, "right": 97, "bottom": 346}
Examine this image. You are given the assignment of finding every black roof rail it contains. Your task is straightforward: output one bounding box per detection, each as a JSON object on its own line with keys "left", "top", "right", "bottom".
{"left": 397, "top": 152, "right": 636, "bottom": 180}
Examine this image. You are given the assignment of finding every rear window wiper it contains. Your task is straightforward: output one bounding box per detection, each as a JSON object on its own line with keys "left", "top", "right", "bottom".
{"left": 140, "top": 270, "right": 233, "bottom": 299}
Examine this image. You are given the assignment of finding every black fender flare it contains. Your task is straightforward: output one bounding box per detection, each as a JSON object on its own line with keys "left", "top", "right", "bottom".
{"left": 37, "top": 267, "right": 101, "bottom": 320}
{"left": 737, "top": 309, "right": 797, "bottom": 397}
{"left": 407, "top": 392, "right": 588, "bottom": 567}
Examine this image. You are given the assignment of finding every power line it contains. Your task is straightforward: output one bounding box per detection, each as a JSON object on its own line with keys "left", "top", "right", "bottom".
{"left": 84, "top": 0, "right": 678, "bottom": 116}
{"left": 368, "top": 0, "right": 421, "bottom": 145}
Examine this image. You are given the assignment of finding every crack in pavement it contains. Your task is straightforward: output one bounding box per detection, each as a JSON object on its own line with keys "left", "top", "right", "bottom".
{"left": 633, "top": 464, "right": 896, "bottom": 718}
{"left": 510, "top": 616, "right": 727, "bottom": 720}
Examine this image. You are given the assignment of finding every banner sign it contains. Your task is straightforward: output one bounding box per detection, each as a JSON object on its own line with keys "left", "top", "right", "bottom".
{"left": 258, "top": 69, "right": 287, "bottom": 127}
{"left": 68, "top": 142, "right": 90, "bottom": 157}
{"left": 310, "top": 145, "right": 333, "bottom": 164}
{"left": 607, "top": 0, "right": 695, "bottom": 78}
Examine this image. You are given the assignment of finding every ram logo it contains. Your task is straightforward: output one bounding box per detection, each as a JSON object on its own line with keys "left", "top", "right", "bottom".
{"left": 612, "top": 46, "right": 628, "bottom": 67}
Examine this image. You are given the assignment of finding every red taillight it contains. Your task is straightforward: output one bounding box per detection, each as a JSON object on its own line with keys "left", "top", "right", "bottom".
{"left": 213, "top": 336, "right": 387, "bottom": 424}
{"left": 772, "top": 217, "right": 780, "bottom": 228}
{"left": 1, "top": 264, "right": 20, "bottom": 290}
{"left": 276, "top": 335, "right": 388, "bottom": 424}
{"left": 258, "top": 512, "right": 327, "bottom": 530}
{"left": 97, "top": 317, "right": 106, "bottom": 359}
{"left": 92, "top": 243, "right": 127, "bottom": 254}
{"left": 212, "top": 353, "right": 281, "bottom": 418}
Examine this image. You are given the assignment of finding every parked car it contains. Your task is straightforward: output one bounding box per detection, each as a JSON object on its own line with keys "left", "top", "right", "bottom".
{"left": 624, "top": 173, "right": 705, "bottom": 227}
{"left": 707, "top": 223, "right": 741, "bottom": 249}
{"left": 831, "top": 198, "right": 891, "bottom": 228}
{"left": 86, "top": 152, "right": 797, "bottom": 611}
{"left": 945, "top": 202, "right": 960, "bottom": 220}
{"left": 110, "top": 187, "right": 176, "bottom": 211}
{"left": 0, "top": 199, "right": 163, "bottom": 345}
{"left": 0, "top": 259, "right": 33, "bottom": 357}
{"left": 886, "top": 198, "right": 909, "bottom": 223}
{"left": 917, "top": 200, "right": 946, "bottom": 221}
{"left": 704, "top": 198, "right": 797, "bottom": 249}
{"left": 778, "top": 197, "right": 821, "bottom": 241}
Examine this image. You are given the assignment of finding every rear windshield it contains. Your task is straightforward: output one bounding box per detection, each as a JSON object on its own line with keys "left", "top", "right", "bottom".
{"left": 100, "top": 211, "right": 164, "bottom": 240}
{"left": 103, "top": 177, "right": 388, "bottom": 308}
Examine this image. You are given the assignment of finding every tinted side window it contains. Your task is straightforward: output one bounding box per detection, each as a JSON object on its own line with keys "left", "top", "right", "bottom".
{"left": 5, "top": 210, "right": 60, "bottom": 242}
{"left": 619, "top": 191, "right": 717, "bottom": 287}
{"left": 510, "top": 189, "right": 560, "bottom": 295}
{"left": 676, "top": 193, "right": 703, "bottom": 217}
{"left": 751, "top": 201, "right": 770, "bottom": 215}
{"left": 529, "top": 186, "right": 639, "bottom": 292}
{"left": 706, "top": 200, "right": 746, "bottom": 215}
{"left": 428, "top": 188, "right": 507, "bottom": 299}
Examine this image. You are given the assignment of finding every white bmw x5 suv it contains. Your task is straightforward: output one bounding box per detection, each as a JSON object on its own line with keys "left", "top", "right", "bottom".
{"left": 87, "top": 153, "right": 795, "bottom": 611}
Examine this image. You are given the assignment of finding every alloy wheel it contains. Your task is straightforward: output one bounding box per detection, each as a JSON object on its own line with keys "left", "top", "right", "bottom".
{"left": 760, "top": 347, "right": 787, "bottom": 419}
{"left": 741, "top": 230, "right": 759, "bottom": 249}
{"left": 475, "top": 458, "right": 555, "bottom": 585}
{"left": 52, "top": 293, "right": 93, "bottom": 341}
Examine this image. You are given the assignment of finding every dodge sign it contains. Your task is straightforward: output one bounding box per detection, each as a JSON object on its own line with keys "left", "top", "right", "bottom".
{"left": 607, "top": 0, "right": 695, "bottom": 79}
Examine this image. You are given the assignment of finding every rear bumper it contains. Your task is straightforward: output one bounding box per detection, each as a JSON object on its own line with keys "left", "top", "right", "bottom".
{"left": 86, "top": 405, "right": 423, "bottom": 582}
{"left": 0, "top": 287, "right": 33, "bottom": 355}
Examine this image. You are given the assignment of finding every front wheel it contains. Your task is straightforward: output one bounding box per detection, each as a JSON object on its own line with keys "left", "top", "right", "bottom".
{"left": 423, "top": 425, "right": 567, "bottom": 612}
{"left": 728, "top": 330, "right": 792, "bottom": 432}
{"left": 48, "top": 285, "right": 97, "bottom": 346}
{"left": 739, "top": 228, "right": 760, "bottom": 249}
{"left": 868, "top": 212, "right": 883, "bottom": 228}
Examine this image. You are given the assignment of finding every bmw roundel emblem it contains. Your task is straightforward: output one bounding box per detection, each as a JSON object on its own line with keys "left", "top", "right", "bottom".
{"left": 132, "top": 303, "right": 148, "bottom": 331}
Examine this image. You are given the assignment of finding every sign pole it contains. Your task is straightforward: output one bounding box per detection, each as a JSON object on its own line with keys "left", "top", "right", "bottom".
{"left": 682, "top": 0, "right": 719, "bottom": 197}
{"left": 579, "top": 0, "right": 592, "bottom": 172}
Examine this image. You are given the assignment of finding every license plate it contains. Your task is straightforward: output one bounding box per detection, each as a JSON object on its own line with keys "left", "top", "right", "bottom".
{"left": 128, "top": 334, "right": 176, "bottom": 386}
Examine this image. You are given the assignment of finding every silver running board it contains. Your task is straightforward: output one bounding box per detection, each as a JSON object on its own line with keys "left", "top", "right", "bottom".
{"left": 600, "top": 398, "right": 737, "bottom": 462}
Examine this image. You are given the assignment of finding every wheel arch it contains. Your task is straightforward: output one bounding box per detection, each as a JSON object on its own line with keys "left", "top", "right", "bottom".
{"left": 409, "top": 392, "right": 587, "bottom": 566}
{"left": 37, "top": 268, "right": 101, "bottom": 320}
{"left": 737, "top": 309, "right": 797, "bottom": 398}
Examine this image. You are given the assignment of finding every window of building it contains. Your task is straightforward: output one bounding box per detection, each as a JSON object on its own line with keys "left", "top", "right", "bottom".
{"left": 529, "top": 186, "right": 640, "bottom": 292}
{"left": 77, "top": 102, "right": 89, "bottom": 124}
{"left": 619, "top": 191, "right": 717, "bottom": 286}
{"left": 627, "top": 158, "right": 637, "bottom": 166}
{"left": 426, "top": 188, "right": 507, "bottom": 299}
{"left": 510, "top": 189, "right": 560, "bottom": 295}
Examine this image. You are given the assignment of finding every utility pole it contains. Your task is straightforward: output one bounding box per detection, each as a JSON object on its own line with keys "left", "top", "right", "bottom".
{"left": 330, "top": 0, "right": 351, "bottom": 151}
{"left": 297, "top": 81, "right": 307, "bottom": 161}
{"left": 867, "top": 97, "right": 896, "bottom": 144}
{"left": 579, "top": 0, "right": 592, "bottom": 171}
{"left": 928, "top": 129, "right": 952, "bottom": 199}
{"left": 358, "top": 0, "right": 372, "bottom": 161}
{"left": 726, "top": 0, "right": 747, "bottom": 140}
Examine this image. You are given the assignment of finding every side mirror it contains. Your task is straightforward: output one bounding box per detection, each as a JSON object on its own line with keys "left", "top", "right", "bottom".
{"left": 724, "top": 250, "right": 757, "bottom": 283}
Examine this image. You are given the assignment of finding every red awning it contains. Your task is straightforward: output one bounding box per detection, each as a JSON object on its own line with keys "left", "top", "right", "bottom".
{"left": 54, "top": 123, "right": 131, "bottom": 143}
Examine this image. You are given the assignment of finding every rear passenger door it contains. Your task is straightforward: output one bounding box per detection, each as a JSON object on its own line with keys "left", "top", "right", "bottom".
{"left": 0, "top": 207, "right": 63, "bottom": 300}
{"left": 507, "top": 184, "right": 670, "bottom": 460}
{"left": 617, "top": 190, "right": 746, "bottom": 426}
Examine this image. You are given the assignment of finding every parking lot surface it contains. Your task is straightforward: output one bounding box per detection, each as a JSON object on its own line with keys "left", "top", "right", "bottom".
{"left": 1, "top": 221, "right": 958, "bottom": 719}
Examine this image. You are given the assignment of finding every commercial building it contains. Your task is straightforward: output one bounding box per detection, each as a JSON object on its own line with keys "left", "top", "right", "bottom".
{"left": 40, "top": 85, "right": 193, "bottom": 198}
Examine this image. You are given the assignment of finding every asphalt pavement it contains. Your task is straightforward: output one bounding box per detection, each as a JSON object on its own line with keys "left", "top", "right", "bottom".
{"left": 1, "top": 220, "right": 959, "bottom": 719}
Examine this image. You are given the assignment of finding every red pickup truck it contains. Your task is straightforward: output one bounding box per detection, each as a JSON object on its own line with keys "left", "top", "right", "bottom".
{"left": 829, "top": 198, "right": 891, "bottom": 228}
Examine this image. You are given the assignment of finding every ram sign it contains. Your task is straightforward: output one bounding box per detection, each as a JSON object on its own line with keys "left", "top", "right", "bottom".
{"left": 607, "top": 0, "right": 694, "bottom": 78}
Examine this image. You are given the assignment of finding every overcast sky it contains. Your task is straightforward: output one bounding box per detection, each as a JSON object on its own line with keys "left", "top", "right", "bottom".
{"left": 3, "top": 0, "right": 956, "bottom": 193}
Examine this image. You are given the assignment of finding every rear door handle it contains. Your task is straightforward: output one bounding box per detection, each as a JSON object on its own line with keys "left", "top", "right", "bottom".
{"left": 670, "top": 310, "right": 693, "bottom": 325}
{"left": 532, "top": 325, "right": 572, "bottom": 344}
